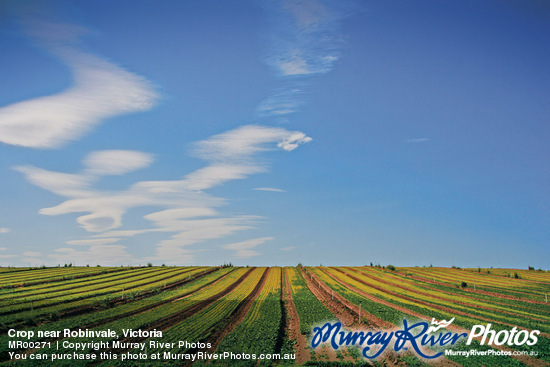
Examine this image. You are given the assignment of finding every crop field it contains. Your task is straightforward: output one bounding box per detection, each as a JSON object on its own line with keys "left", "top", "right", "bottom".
{"left": 0, "top": 265, "right": 549, "bottom": 366}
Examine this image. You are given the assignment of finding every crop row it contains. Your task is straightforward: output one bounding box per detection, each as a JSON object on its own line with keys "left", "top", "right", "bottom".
{"left": 286, "top": 267, "right": 333, "bottom": 335}
{"left": 0, "top": 267, "right": 211, "bottom": 326}
{"left": 0, "top": 267, "right": 126, "bottom": 289}
{"left": 199, "top": 267, "right": 291, "bottom": 367}
{"left": 361, "top": 266, "right": 550, "bottom": 319}
{"left": 341, "top": 267, "right": 550, "bottom": 331}
{"left": 0, "top": 267, "right": 188, "bottom": 314}
{"left": 21, "top": 268, "right": 252, "bottom": 361}
{"left": 0, "top": 268, "right": 232, "bottom": 362}
{"left": 133, "top": 267, "right": 268, "bottom": 357}
{"left": 0, "top": 267, "right": 174, "bottom": 303}
{"left": 401, "top": 267, "right": 549, "bottom": 299}
{"left": 317, "top": 267, "right": 550, "bottom": 364}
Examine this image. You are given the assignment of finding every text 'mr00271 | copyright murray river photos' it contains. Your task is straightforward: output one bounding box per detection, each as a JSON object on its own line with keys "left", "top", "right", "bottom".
{"left": 7, "top": 328, "right": 297, "bottom": 363}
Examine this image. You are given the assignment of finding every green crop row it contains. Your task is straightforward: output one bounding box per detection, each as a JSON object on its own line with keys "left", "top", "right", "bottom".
{"left": 321, "top": 267, "right": 550, "bottom": 364}
{"left": 342, "top": 267, "right": 550, "bottom": 333}
{"left": 0, "top": 267, "right": 119, "bottom": 287}
{"left": 0, "top": 267, "right": 171, "bottom": 303}
{"left": 199, "top": 267, "right": 290, "bottom": 367}
{"left": 287, "top": 267, "right": 334, "bottom": 335}
{"left": 9, "top": 268, "right": 249, "bottom": 365}
{"left": 360, "top": 266, "right": 550, "bottom": 319}
{"left": 0, "top": 267, "right": 186, "bottom": 315}
{"left": 0, "top": 267, "right": 228, "bottom": 362}
{"left": 0, "top": 267, "right": 211, "bottom": 325}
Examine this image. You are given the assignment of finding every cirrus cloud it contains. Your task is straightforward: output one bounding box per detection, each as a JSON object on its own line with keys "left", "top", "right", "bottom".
{"left": 0, "top": 18, "right": 158, "bottom": 149}
{"left": 224, "top": 237, "right": 274, "bottom": 259}
{"left": 16, "top": 125, "right": 311, "bottom": 263}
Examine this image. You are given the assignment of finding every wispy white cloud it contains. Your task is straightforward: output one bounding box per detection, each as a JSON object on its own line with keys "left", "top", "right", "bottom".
{"left": 0, "top": 18, "right": 158, "bottom": 149}
{"left": 17, "top": 125, "right": 310, "bottom": 264}
{"left": 278, "top": 51, "right": 312, "bottom": 76}
{"left": 257, "top": 0, "right": 351, "bottom": 122}
{"left": 224, "top": 237, "right": 274, "bottom": 258}
{"left": 194, "top": 125, "right": 311, "bottom": 160}
{"left": 187, "top": 125, "right": 311, "bottom": 191}
{"left": 0, "top": 228, "right": 10, "bottom": 234}
{"left": 264, "top": 0, "right": 347, "bottom": 78}
{"left": 0, "top": 247, "right": 16, "bottom": 260}
{"left": 83, "top": 150, "right": 154, "bottom": 176}
{"left": 23, "top": 251, "right": 41, "bottom": 257}
{"left": 281, "top": 246, "right": 295, "bottom": 251}
{"left": 253, "top": 187, "right": 286, "bottom": 192}
{"left": 66, "top": 238, "right": 121, "bottom": 246}
{"left": 256, "top": 89, "right": 304, "bottom": 117}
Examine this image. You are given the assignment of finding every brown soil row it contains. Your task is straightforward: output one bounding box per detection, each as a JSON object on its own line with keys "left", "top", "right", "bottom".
{"left": 105, "top": 268, "right": 255, "bottom": 353}
{"left": 463, "top": 269, "right": 550, "bottom": 285}
{"left": 188, "top": 268, "right": 270, "bottom": 366}
{"left": 324, "top": 268, "right": 548, "bottom": 367}
{"left": 387, "top": 269, "right": 550, "bottom": 314}
{"left": 0, "top": 267, "right": 198, "bottom": 317}
{"left": 3, "top": 268, "right": 219, "bottom": 333}
{"left": 93, "top": 267, "right": 257, "bottom": 359}
{"left": 8, "top": 268, "right": 227, "bottom": 362}
{"left": 334, "top": 268, "right": 550, "bottom": 338}
{"left": 283, "top": 267, "right": 309, "bottom": 365}
{"left": 301, "top": 267, "right": 391, "bottom": 329}
{"left": 346, "top": 267, "right": 548, "bottom": 323}
{"left": 82, "top": 268, "right": 229, "bottom": 329}
{"left": 312, "top": 268, "right": 461, "bottom": 367}
{"left": 2, "top": 267, "right": 172, "bottom": 301}
{"left": 0, "top": 267, "right": 128, "bottom": 291}
{"left": 405, "top": 270, "right": 546, "bottom": 304}
{"left": 298, "top": 268, "right": 366, "bottom": 364}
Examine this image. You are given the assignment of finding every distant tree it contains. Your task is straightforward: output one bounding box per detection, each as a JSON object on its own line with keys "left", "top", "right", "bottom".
{"left": 386, "top": 265, "right": 396, "bottom": 271}
{"left": 460, "top": 281, "right": 468, "bottom": 288}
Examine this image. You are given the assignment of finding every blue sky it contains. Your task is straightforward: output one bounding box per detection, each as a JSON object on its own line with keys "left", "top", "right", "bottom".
{"left": 0, "top": 0, "right": 548, "bottom": 268}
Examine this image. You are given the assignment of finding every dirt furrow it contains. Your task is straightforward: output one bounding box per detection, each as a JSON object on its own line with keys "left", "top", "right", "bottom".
{"left": 8, "top": 268, "right": 225, "bottom": 362}
{"left": 405, "top": 272, "right": 547, "bottom": 305}
{"left": 388, "top": 270, "right": 550, "bottom": 314}
{"left": 334, "top": 267, "right": 550, "bottom": 338}
{"left": 0, "top": 267, "right": 198, "bottom": 317}
{"left": 0, "top": 268, "right": 128, "bottom": 292}
{"left": 324, "top": 268, "right": 548, "bottom": 367}
{"left": 346, "top": 267, "right": 548, "bottom": 323}
{"left": 188, "top": 267, "right": 270, "bottom": 365}
{"left": 283, "top": 267, "right": 309, "bottom": 365}
{"left": 1, "top": 268, "right": 165, "bottom": 301}
{"left": 304, "top": 268, "right": 393, "bottom": 329}
{"left": 93, "top": 267, "right": 256, "bottom": 360}
{"left": 309, "top": 268, "right": 461, "bottom": 367}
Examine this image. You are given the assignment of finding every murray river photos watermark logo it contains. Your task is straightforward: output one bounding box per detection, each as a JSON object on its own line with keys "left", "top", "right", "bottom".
{"left": 310, "top": 317, "right": 540, "bottom": 359}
